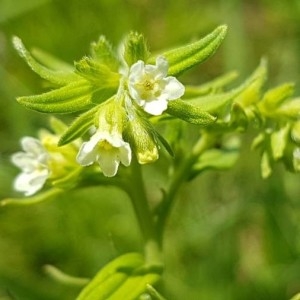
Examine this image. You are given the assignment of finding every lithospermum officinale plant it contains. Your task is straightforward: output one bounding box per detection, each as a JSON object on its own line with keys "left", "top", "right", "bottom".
{"left": 2, "top": 25, "right": 300, "bottom": 299}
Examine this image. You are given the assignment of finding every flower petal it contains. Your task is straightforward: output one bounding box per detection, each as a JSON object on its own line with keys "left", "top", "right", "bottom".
{"left": 155, "top": 56, "right": 168, "bottom": 77}
{"left": 21, "top": 137, "right": 45, "bottom": 155}
{"left": 97, "top": 150, "right": 120, "bottom": 177}
{"left": 143, "top": 99, "right": 168, "bottom": 115}
{"left": 76, "top": 141, "right": 98, "bottom": 166}
{"left": 162, "top": 77, "right": 185, "bottom": 100}
{"left": 14, "top": 169, "right": 48, "bottom": 196}
{"left": 119, "top": 143, "right": 132, "bottom": 166}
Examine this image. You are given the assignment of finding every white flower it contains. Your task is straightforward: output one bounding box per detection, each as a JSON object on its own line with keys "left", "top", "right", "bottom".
{"left": 11, "top": 137, "right": 50, "bottom": 196}
{"left": 128, "top": 56, "right": 185, "bottom": 115}
{"left": 76, "top": 130, "right": 131, "bottom": 177}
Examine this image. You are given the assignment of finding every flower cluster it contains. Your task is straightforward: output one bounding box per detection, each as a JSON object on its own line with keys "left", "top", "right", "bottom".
{"left": 12, "top": 126, "right": 81, "bottom": 196}
{"left": 75, "top": 56, "right": 184, "bottom": 177}
{"left": 12, "top": 27, "right": 230, "bottom": 195}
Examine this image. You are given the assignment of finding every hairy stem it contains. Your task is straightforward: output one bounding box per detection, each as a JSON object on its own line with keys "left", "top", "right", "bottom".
{"left": 125, "top": 157, "right": 162, "bottom": 266}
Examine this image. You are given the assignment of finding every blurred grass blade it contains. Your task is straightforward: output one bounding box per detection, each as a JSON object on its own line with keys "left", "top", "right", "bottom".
{"left": 0, "top": 188, "right": 63, "bottom": 207}
{"left": 44, "top": 265, "right": 89, "bottom": 287}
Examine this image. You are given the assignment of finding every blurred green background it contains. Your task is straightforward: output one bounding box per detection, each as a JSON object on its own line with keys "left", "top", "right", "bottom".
{"left": 1, "top": 0, "right": 300, "bottom": 299}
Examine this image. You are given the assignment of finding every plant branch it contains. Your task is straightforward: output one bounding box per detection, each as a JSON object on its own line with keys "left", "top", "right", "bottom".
{"left": 156, "top": 132, "right": 214, "bottom": 244}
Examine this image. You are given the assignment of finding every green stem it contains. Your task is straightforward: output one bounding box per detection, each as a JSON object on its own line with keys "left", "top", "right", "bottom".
{"left": 124, "top": 158, "right": 162, "bottom": 266}
{"left": 157, "top": 133, "right": 214, "bottom": 244}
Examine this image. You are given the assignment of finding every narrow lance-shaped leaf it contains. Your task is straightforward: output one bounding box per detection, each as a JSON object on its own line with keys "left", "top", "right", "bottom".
{"left": 58, "top": 105, "right": 100, "bottom": 146}
{"left": 167, "top": 99, "right": 216, "bottom": 125}
{"left": 12, "top": 36, "right": 79, "bottom": 86}
{"left": 17, "top": 80, "right": 96, "bottom": 113}
{"left": 123, "top": 32, "right": 150, "bottom": 66}
{"left": 90, "top": 35, "right": 119, "bottom": 71}
{"left": 149, "top": 25, "right": 227, "bottom": 76}
{"left": 77, "top": 253, "right": 144, "bottom": 300}
{"left": 74, "top": 57, "right": 120, "bottom": 87}
{"left": 183, "top": 71, "right": 238, "bottom": 99}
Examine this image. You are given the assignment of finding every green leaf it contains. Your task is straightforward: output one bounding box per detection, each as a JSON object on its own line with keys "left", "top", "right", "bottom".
{"left": 290, "top": 293, "right": 300, "bottom": 300}
{"left": 12, "top": 36, "right": 79, "bottom": 86}
{"left": 156, "top": 131, "right": 174, "bottom": 158}
{"left": 167, "top": 99, "right": 216, "bottom": 125}
{"left": 123, "top": 32, "right": 150, "bottom": 66}
{"left": 49, "top": 116, "right": 68, "bottom": 135}
{"left": 17, "top": 80, "right": 96, "bottom": 113}
{"left": 58, "top": 105, "right": 100, "bottom": 146}
{"left": 44, "top": 264, "right": 89, "bottom": 287}
{"left": 188, "top": 89, "right": 241, "bottom": 114}
{"left": 31, "top": 47, "right": 74, "bottom": 72}
{"left": 270, "top": 124, "right": 290, "bottom": 160}
{"left": 276, "top": 98, "right": 300, "bottom": 119}
{"left": 74, "top": 57, "right": 120, "bottom": 87}
{"left": 0, "top": 188, "right": 63, "bottom": 207}
{"left": 145, "top": 285, "right": 167, "bottom": 300}
{"left": 259, "top": 83, "right": 295, "bottom": 113}
{"left": 192, "top": 148, "right": 239, "bottom": 174}
{"left": 151, "top": 25, "right": 227, "bottom": 76}
{"left": 183, "top": 71, "right": 238, "bottom": 99}
{"left": 234, "top": 58, "right": 267, "bottom": 108}
{"left": 77, "top": 253, "right": 144, "bottom": 300}
{"left": 109, "top": 272, "right": 160, "bottom": 300}
{"left": 90, "top": 35, "right": 119, "bottom": 71}
{"left": 291, "top": 121, "right": 300, "bottom": 145}
{"left": 261, "top": 151, "right": 273, "bottom": 179}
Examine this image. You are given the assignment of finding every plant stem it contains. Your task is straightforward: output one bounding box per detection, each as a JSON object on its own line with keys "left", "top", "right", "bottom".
{"left": 125, "top": 158, "right": 162, "bottom": 266}
{"left": 156, "top": 133, "right": 214, "bottom": 244}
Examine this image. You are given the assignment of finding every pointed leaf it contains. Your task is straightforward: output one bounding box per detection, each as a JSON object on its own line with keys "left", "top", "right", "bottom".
{"left": 44, "top": 264, "right": 89, "bottom": 287}
{"left": 0, "top": 188, "right": 63, "bottom": 207}
{"left": 74, "top": 57, "right": 120, "bottom": 87}
{"left": 260, "top": 82, "right": 295, "bottom": 112}
{"left": 77, "top": 253, "right": 144, "bottom": 300}
{"left": 150, "top": 25, "right": 227, "bottom": 76}
{"left": 12, "top": 36, "right": 79, "bottom": 85}
{"left": 90, "top": 35, "right": 119, "bottom": 71}
{"left": 183, "top": 71, "right": 238, "bottom": 99}
{"left": 31, "top": 47, "right": 74, "bottom": 72}
{"left": 270, "top": 124, "right": 290, "bottom": 160}
{"left": 58, "top": 105, "right": 100, "bottom": 146}
{"left": 17, "top": 80, "right": 96, "bottom": 113}
{"left": 123, "top": 32, "right": 150, "bottom": 66}
{"left": 167, "top": 99, "right": 216, "bottom": 125}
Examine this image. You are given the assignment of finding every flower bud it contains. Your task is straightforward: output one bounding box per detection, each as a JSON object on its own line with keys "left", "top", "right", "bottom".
{"left": 125, "top": 117, "right": 159, "bottom": 164}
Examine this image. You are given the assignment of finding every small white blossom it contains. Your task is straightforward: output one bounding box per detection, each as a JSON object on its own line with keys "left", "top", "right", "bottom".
{"left": 11, "top": 137, "right": 49, "bottom": 196}
{"left": 128, "top": 56, "right": 185, "bottom": 115}
{"left": 76, "top": 130, "right": 131, "bottom": 177}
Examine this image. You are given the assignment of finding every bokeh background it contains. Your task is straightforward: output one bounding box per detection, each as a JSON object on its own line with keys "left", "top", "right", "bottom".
{"left": 1, "top": 0, "right": 300, "bottom": 299}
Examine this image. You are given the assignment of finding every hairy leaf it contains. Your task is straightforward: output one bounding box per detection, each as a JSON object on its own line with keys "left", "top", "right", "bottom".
{"left": 150, "top": 25, "right": 227, "bottom": 76}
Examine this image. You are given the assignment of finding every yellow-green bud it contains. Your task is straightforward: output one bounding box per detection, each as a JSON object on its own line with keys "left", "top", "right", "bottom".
{"left": 125, "top": 117, "right": 159, "bottom": 164}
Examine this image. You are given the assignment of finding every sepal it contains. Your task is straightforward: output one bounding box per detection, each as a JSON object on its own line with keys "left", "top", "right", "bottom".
{"left": 74, "top": 56, "right": 120, "bottom": 87}
{"left": 125, "top": 117, "right": 159, "bottom": 164}
{"left": 90, "top": 35, "right": 119, "bottom": 71}
{"left": 123, "top": 32, "right": 150, "bottom": 67}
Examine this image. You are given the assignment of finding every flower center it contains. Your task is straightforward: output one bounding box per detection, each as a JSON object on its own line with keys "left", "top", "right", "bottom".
{"left": 98, "top": 140, "right": 113, "bottom": 151}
